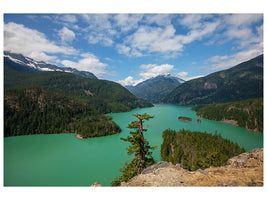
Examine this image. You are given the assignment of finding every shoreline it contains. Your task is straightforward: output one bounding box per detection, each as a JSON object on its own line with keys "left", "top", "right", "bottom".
{"left": 75, "top": 133, "right": 86, "bottom": 139}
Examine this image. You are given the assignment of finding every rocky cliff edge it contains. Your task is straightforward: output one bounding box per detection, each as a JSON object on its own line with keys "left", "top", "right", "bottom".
{"left": 121, "top": 148, "right": 263, "bottom": 187}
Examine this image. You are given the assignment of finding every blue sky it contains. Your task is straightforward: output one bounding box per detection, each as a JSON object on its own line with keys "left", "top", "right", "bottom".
{"left": 4, "top": 13, "right": 263, "bottom": 85}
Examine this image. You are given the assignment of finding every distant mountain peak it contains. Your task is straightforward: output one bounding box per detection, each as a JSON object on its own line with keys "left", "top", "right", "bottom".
{"left": 126, "top": 74, "right": 185, "bottom": 103}
{"left": 4, "top": 51, "right": 97, "bottom": 79}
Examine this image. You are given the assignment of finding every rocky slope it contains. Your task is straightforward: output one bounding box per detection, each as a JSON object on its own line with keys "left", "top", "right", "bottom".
{"left": 121, "top": 148, "right": 263, "bottom": 186}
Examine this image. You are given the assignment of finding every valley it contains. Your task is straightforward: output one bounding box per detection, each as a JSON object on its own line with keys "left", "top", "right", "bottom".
{"left": 4, "top": 104, "right": 263, "bottom": 186}
{"left": 4, "top": 52, "right": 264, "bottom": 186}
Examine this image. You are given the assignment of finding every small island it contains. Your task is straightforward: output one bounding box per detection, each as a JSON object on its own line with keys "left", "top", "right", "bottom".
{"left": 196, "top": 119, "right": 202, "bottom": 123}
{"left": 178, "top": 116, "right": 192, "bottom": 122}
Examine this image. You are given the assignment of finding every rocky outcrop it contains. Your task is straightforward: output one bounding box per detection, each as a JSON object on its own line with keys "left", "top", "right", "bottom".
{"left": 90, "top": 182, "right": 103, "bottom": 187}
{"left": 227, "top": 148, "right": 263, "bottom": 168}
{"left": 121, "top": 148, "right": 263, "bottom": 187}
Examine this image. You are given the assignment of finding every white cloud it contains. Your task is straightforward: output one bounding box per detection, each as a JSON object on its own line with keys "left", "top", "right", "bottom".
{"left": 88, "top": 32, "right": 114, "bottom": 46}
{"left": 139, "top": 64, "right": 174, "bottom": 79}
{"left": 4, "top": 22, "right": 77, "bottom": 61}
{"left": 144, "top": 14, "right": 172, "bottom": 27}
{"left": 122, "top": 25, "right": 183, "bottom": 57}
{"left": 177, "top": 71, "right": 188, "bottom": 77}
{"left": 206, "top": 47, "right": 263, "bottom": 71}
{"left": 60, "top": 14, "right": 78, "bottom": 23}
{"left": 176, "top": 71, "right": 203, "bottom": 81}
{"left": 180, "top": 21, "right": 220, "bottom": 45}
{"left": 61, "top": 53, "right": 107, "bottom": 77}
{"left": 114, "top": 14, "right": 143, "bottom": 32}
{"left": 81, "top": 14, "right": 115, "bottom": 46}
{"left": 116, "top": 44, "right": 143, "bottom": 57}
{"left": 224, "top": 14, "right": 262, "bottom": 27}
{"left": 179, "top": 14, "right": 208, "bottom": 29}
{"left": 119, "top": 18, "right": 219, "bottom": 57}
{"left": 219, "top": 14, "right": 263, "bottom": 50}
{"left": 118, "top": 76, "right": 144, "bottom": 86}
{"left": 58, "top": 27, "right": 75, "bottom": 43}
{"left": 116, "top": 44, "right": 131, "bottom": 55}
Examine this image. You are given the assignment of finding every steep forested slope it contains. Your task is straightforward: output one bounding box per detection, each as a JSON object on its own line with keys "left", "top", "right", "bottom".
{"left": 4, "top": 88, "right": 121, "bottom": 138}
{"left": 161, "top": 55, "right": 263, "bottom": 105}
{"left": 192, "top": 98, "right": 263, "bottom": 133}
{"left": 4, "top": 66, "right": 153, "bottom": 113}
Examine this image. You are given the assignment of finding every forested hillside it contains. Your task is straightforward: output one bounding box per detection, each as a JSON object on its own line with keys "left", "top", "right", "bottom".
{"left": 4, "top": 88, "right": 121, "bottom": 138}
{"left": 4, "top": 66, "right": 153, "bottom": 113}
{"left": 192, "top": 98, "right": 263, "bottom": 133}
{"left": 161, "top": 129, "right": 245, "bottom": 171}
{"left": 161, "top": 55, "right": 263, "bottom": 105}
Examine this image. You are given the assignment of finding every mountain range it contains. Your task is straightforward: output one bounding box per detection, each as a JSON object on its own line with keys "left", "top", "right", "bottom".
{"left": 4, "top": 52, "right": 153, "bottom": 114}
{"left": 4, "top": 51, "right": 153, "bottom": 137}
{"left": 161, "top": 54, "right": 263, "bottom": 105}
{"left": 126, "top": 74, "right": 184, "bottom": 102}
{"left": 4, "top": 51, "right": 97, "bottom": 79}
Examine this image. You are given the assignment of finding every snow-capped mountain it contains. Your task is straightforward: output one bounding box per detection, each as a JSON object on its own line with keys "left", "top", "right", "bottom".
{"left": 4, "top": 51, "right": 97, "bottom": 79}
{"left": 125, "top": 74, "right": 185, "bottom": 103}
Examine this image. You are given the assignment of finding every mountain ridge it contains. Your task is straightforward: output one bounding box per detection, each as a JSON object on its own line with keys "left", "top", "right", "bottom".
{"left": 4, "top": 51, "right": 97, "bottom": 79}
{"left": 126, "top": 74, "right": 184, "bottom": 103}
{"left": 161, "top": 54, "right": 263, "bottom": 105}
{"left": 4, "top": 59, "right": 153, "bottom": 114}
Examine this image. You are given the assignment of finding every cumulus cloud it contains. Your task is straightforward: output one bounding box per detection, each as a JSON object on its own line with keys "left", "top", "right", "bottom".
{"left": 81, "top": 14, "right": 116, "bottom": 46}
{"left": 116, "top": 44, "right": 143, "bottom": 57}
{"left": 205, "top": 47, "right": 263, "bottom": 70}
{"left": 224, "top": 14, "right": 262, "bottom": 27}
{"left": 119, "top": 19, "right": 219, "bottom": 57}
{"left": 118, "top": 76, "right": 144, "bottom": 86}
{"left": 121, "top": 25, "right": 183, "bottom": 57}
{"left": 58, "top": 27, "right": 75, "bottom": 43}
{"left": 4, "top": 22, "right": 77, "bottom": 61}
{"left": 177, "top": 71, "right": 188, "bottom": 77}
{"left": 176, "top": 71, "right": 203, "bottom": 81}
{"left": 61, "top": 53, "right": 107, "bottom": 77}
{"left": 114, "top": 14, "right": 143, "bottom": 32}
{"left": 179, "top": 14, "right": 209, "bottom": 29}
{"left": 60, "top": 14, "right": 78, "bottom": 23}
{"left": 88, "top": 32, "right": 114, "bottom": 46}
{"left": 144, "top": 14, "right": 172, "bottom": 27}
{"left": 139, "top": 64, "right": 174, "bottom": 79}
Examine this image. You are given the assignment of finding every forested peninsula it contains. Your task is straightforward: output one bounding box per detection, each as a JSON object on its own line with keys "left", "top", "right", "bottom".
{"left": 4, "top": 88, "right": 121, "bottom": 138}
{"left": 192, "top": 98, "right": 263, "bottom": 133}
{"left": 4, "top": 55, "right": 153, "bottom": 138}
{"left": 161, "top": 129, "right": 245, "bottom": 171}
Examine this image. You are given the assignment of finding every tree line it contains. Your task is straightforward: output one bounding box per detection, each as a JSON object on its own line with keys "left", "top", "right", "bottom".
{"left": 161, "top": 129, "right": 245, "bottom": 171}
{"left": 4, "top": 88, "right": 120, "bottom": 138}
{"left": 192, "top": 98, "right": 263, "bottom": 133}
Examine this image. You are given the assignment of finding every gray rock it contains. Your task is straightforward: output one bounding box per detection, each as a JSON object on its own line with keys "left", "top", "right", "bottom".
{"left": 195, "top": 169, "right": 208, "bottom": 175}
{"left": 142, "top": 161, "right": 172, "bottom": 174}
{"left": 227, "top": 148, "right": 263, "bottom": 168}
{"left": 176, "top": 163, "right": 181, "bottom": 168}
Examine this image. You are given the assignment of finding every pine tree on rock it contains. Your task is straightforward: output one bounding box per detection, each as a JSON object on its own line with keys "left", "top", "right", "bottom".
{"left": 111, "top": 113, "right": 156, "bottom": 186}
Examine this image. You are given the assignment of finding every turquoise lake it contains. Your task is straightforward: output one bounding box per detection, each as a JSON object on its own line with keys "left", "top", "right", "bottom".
{"left": 4, "top": 104, "right": 263, "bottom": 186}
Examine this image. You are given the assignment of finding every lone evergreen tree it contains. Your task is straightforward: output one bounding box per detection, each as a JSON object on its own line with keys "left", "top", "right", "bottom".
{"left": 111, "top": 113, "right": 156, "bottom": 186}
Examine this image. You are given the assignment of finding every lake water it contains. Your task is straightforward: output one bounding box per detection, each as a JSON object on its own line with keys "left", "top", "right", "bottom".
{"left": 4, "top": 104, "right": 263, "bottom": 186}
